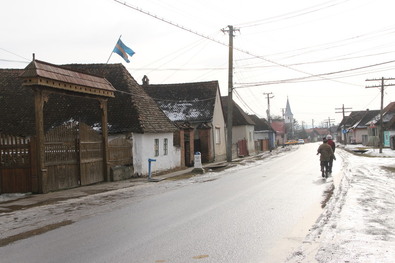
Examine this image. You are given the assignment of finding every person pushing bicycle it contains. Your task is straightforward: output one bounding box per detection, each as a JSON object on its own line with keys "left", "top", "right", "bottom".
{"left": 317, "top": 137, "right": 335, "bottom": 178}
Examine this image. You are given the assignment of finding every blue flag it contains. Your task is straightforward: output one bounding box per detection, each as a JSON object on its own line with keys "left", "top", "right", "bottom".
{"left": 113, "top": 39, "right": 135, "bottom": 63}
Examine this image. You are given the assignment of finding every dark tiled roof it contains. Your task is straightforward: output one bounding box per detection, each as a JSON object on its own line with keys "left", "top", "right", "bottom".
{"left": 338, "top": 111, "right": 366, "bottom": 128}
{"left": 0, "top": 69, "right": 35, "bottom": 136}
{"left": 144, "top": 81, "right": 219, "bottom": 123}
{"left": 63, "top": 64, "right": 176, "bottom": 134}
{"left": 357, "top": 110, "right": 380, "bottom": 127}
{"left": 221, "top": 96, "right": 255, "bottom": 126}
{"left": 0, "top": 63, "right": 176, "bottom": 136}
{"left": 248, "top": 115, "right": 274, "bottom": 132}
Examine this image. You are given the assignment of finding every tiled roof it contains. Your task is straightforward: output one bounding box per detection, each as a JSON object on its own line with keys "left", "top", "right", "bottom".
{"left": 221, "top": 96, "right": 255, "bottom": 126}
{"left": 0, "top": 63, "right": 176, "bottom": 136}
{"left": 248, "top": 115, "right": 274, "bottom": 132}
{"left": 0, "top": 69, "right": 35, "bottom": 136}
{"left": 355, "top": 110, "right": 380, "bottom": 128}
{"left": 63, "top": 64, "right": 177, "bottom": 134}
{"left": 270, "top": 121, "right": 285, "bottom": 134}
{"left": 339, "top": 111, "right": 366, "bottom": 128}
{"left": 144, "top": 81, "right": 219, "bottom": 123}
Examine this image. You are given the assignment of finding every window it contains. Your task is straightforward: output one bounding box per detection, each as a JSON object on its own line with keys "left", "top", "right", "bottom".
{"left": 154, "top": 139, "right": 159, "bottom": 156}
{"left": 164, "top": 138, "right": 168, "bottom": 155}
{"left": 215, "top": 127, "right": 221, "bottom": 144}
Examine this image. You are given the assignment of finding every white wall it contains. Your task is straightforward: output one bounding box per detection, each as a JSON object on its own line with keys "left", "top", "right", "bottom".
{"left": 233, "top": 125, "right": 256, "bottom": 154}
{"left": 353, "top": 128, "right": 368, "bottom": 144}
{"left": 133, "top": 133, "right": 181, "bottom": 176}
{"left": 212, "top": 90, "right": 227, "bottom": 161}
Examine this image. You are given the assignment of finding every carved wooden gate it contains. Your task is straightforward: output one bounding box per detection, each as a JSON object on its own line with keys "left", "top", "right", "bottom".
{"left": 0, "top": 135, "right": 33, "bottom": 193}
{"left": 78, "top": 123, "right": 103, "bottom": 185}
{"left": 44, "top": 122, "right": 103, "bottom": 192}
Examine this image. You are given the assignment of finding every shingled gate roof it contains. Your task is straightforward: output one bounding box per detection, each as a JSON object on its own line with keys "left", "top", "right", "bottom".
{"left": 0, "top": 63, "right": 176, "bottom": 136}
{"left": 143, "top": 81, "right": 219, "bottom": 123}
{"left": 21, "top": 60, "right": 115, "bottom": 97}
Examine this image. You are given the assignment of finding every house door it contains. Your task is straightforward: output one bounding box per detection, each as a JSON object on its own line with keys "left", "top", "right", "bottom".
{"left": 0, "top": 135, "right": 32, "bottom": 193}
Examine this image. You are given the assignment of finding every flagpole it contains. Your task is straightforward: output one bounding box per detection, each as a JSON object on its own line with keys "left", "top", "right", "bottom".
{"left": 106, "top": 35, "right": 122, "bottom": 64}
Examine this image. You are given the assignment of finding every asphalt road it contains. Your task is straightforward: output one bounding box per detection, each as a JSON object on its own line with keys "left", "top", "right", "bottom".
{"left": 1, "top": 143, "right": 335, "bottom": 263}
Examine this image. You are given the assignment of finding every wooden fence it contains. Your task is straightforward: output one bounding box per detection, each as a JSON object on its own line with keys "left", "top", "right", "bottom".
{"left": 1, "top": 126, "right": 134, "bottom": 193}
{"left": 0, "top": 134, "right": 32, "bottom": 193}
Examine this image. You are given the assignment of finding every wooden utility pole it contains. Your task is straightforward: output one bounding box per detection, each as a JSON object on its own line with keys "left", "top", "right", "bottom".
{"left": 335, "top": 104, "right": 352, "bottom": 145}
{"left": 366, "top": 77, "right": 395, "bottom": 153}
{"left": 327, "top": 117, "right": 335, "bottom": 128}
{"left": 263, "top": 92, "right": 274, "bottom": 123}
{"left": 222, "top": 25, "right": 239, "bottom": 162}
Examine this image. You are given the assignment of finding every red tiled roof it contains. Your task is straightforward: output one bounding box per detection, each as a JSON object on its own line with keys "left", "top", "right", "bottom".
{"left": 271, "top": 121, "right": 285, "bottom": 134}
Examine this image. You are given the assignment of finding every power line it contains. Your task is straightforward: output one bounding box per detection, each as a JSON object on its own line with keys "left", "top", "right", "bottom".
{"left": 236, "top": 0, "right": 351, "bottom": 28}
{"left": 113, "top": 0, "right": 360, "bottom": 86}
{"left": 235, "top": 59, "right": 395, "bottom": 88}
{"left": 0, "top": 48, "right": 30, "bottom": 61}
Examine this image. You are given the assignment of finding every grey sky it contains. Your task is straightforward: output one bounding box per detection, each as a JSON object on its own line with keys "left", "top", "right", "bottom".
{"left": 2, "top": 0, "right": 394, "bottom": 127}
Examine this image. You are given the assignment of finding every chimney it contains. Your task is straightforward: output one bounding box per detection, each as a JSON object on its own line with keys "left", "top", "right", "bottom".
{"left": 142, "top": 75, "right": 149, "bottom": 85}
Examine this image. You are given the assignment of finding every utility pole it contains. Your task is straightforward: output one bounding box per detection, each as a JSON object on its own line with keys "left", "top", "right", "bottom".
{"left": 263, "top": 92, "right": 274, "bottom": 123}
{"left": 222, "top": 25, "right": 239, "bottom": 162}
{"left": 311, "top": 119, "right": 314, "bottom": 129}
{"left": 326, "top": 117, "right": 335, "bottom": 128}
{"left": 323, "top": 118, "right": 334, "bottom": 128}
{"left": 366, "top": 77, "right": 395, "bottom": 153}
{"left": 335, "top": 104, "right": 352, "bottom": 145}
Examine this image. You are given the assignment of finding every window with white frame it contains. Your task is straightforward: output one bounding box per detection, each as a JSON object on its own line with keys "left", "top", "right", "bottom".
{"left": 164, "top": 138, "right": 168, "bottom": 155}
{"left": 154, "top": 139, "right": 159, "bottom": 156}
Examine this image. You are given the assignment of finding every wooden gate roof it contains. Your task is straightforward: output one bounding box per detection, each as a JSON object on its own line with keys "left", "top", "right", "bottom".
{"left": 21, "top": 60, "right": 115, "bottom": 98}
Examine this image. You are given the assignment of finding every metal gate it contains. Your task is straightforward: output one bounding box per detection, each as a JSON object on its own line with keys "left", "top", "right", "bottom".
{"left": 44, "top": 122, "right": 103, "bottom": 192}
{"left": 0, "top": 134, "right": 32, "bottom": 193}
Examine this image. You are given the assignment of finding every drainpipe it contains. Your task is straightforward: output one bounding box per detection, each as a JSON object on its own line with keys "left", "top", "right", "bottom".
{"left": 211, "top": 124, "right": 216, "bottom": 162}
{"left": 148, "top": 158, "right": 156, "bottom": 180}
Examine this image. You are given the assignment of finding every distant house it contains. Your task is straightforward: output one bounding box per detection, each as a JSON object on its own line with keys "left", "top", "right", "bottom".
{"left": 143, "top": 79, "right": 227, "bottom": 164}
{"left": 337, "top": 111, "right": 367, "bottom": 144}
{"left": 306, "top": 128, "right": 329, "bottom": 142}
{"left": 271, "top": 120, "right": 286, "bottom": 146}
{"left": 365, "top": 102, "right": 395, "bottom": 147}
{"left": 248, "top": 115, "right": 276, "bottom": 152}
{"left": 0, "top": 61, "right": 180, "bottom": 194}
{"left": 347, "top": 109, "right": 380, "bottom": 145}
{"left": 221, "top": 96, "right": 256, "bottom": 157}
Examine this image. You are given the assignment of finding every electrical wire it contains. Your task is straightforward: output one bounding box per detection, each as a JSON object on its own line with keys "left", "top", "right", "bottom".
{"left": 236, "top": 0, "right": 352, "bottom": 28}
{"left": 235, "top": 59, "right": 395, "bottom": 88}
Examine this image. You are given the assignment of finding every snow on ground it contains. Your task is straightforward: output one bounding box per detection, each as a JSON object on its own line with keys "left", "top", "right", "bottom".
{"left": 286, "top": 144, "right": 395, "bottom": 263}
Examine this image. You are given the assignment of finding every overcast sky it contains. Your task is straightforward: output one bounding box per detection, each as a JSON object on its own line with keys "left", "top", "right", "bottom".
{"left": 2, "top": 0, "right": 395, "bottom": 128}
